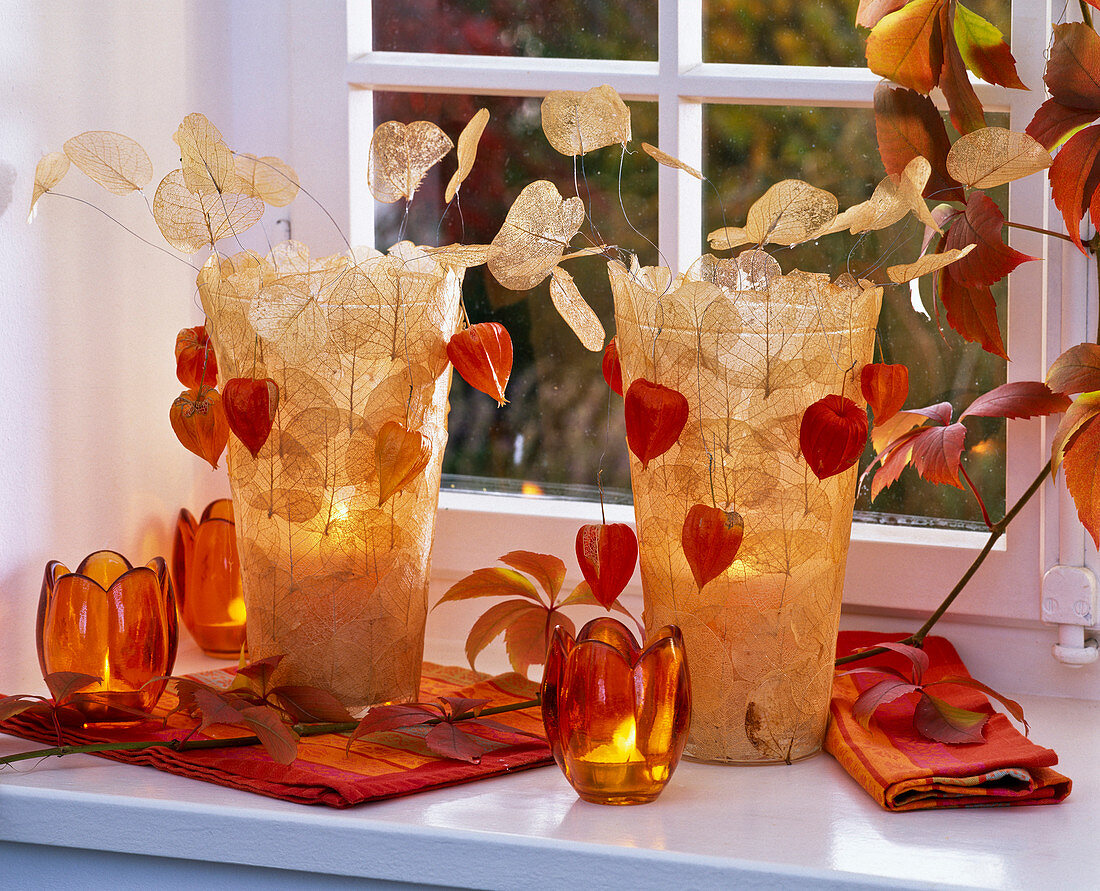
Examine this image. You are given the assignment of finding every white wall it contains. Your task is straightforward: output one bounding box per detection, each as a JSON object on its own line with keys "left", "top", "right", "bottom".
{"left": 0, "top": 1, "right": 299, "bottom": 694}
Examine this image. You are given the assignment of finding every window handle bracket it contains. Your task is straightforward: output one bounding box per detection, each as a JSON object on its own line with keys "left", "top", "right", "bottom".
{"left": 1041, "top": 565, "right": 1099, "bottom": 667}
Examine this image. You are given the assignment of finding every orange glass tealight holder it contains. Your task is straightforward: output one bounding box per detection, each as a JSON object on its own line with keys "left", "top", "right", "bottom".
{"left": 541, "top": 617, "right": 691, "bottom": 805}
{"left": 172, "top": 498, "right": 246, "bottom": 658}
{"left": 36, "top": 550, "right": 178, "bottom": 722}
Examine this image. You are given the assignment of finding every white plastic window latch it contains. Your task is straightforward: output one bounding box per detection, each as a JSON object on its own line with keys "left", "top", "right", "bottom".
{"left": 1041, "top": 565, "right": 1099, "bottom": 667}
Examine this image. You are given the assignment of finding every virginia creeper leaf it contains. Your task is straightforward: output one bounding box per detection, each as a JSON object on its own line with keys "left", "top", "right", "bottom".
{"left": 909, "top": 422, "right": 967, "bottom": 488}
{"left": 933, "top": 675, "right": 1028, "bottom": 733}
{"left": 270, "top": 685, "right": 354, "bottom": 724}
{"left": 43, "top": 671, "right": 101, "bottom": 705}
{"left": 1050, "top": 392, "right": 1100, "bottom": 479}
{"left": 1047, "top": 343, "right": 1100, "bottom": 395}
{"left": 437, "top": 567, "right": 543, "bottom": 607}
{"left": 1044, "top": 24, "right": 1100, "bottom": 111}
{"left": 952, "top": 3, "right": 1026, "bottom": 90}
{"left": 865, "top": 0, "right": 945, "bottom": 94}
{"left": 1049, "top": 123, "right": 1100, "bottom": 253}
{"left": 505, "top": 607, "right": 573, "bottom": 678}
{"left": 1059, "top": 407, "right": 1100, "bottom": 546}
{"left": 938, "top": 3, "right": 986, "bottom": 135}
{"left": 349, "top": 703, "right": 436, "bottom": 745}
{"left": 938, "top": 271, "right": 1007, "bottom": 358}
{"left": 558, "top": 580, "right": 644, "bottom": 638}
{"left": 914, "top": 692, "right": 988, "bottom": 743}
{"left": 238, "top": 705, "right": 300, "bottom": 764}
{"left": 0, "top": 695, "right": 48, "bottom": 723}
{"left": 424, "top": 721, "right": 490, "bottom": 764}
{"left": 874, "top": 84, "right": 963, "bottom": 202}
{"left": 852, "top": 678, "right": 921, "bottom": 729}
{"left": 464, "top": 599, "right": 545, "bottom": 671}
{"left": 236, "top": 654, "right": 284, "bottom": 694}
{"left": 1026, "top": 99, "right": 1098, "bottom": 151}
{"left": 943, "top": 192, "right": 1038, "bottom": 287}
{"left": 856, "top": 0, "right": 910, "bottom": 29}
{"left": 498, "top": 551, "right": 566, "bottom": 603}
{"left": 960, "top": 381, "right": 1070, "bottom": 421}
{"left": 870, "top": 640, "right": 931, "bottom": 682}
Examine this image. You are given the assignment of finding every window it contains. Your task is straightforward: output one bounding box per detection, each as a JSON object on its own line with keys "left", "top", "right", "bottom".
{"left": 283, "top": 3, "right": 1077, "bottom": 640}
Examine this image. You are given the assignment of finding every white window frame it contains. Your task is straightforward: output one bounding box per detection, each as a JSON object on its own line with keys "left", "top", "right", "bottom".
{"left": 288, "top": 2, "right": 1094, "bottom": 658}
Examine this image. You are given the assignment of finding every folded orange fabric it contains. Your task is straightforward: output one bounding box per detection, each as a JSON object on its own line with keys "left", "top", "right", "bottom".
{"left": 0, "top": 663, "right": 551, "bottom": 808}
{"left": 828, "top": 631, "right": 1071, "bottom": 811}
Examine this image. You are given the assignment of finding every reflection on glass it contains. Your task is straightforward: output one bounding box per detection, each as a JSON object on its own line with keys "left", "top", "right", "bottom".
{"left": 703, "top": 104, "right": 1007, "bottom": 525}
{"left": 373, "top": 92, "right": 658, "bottom": 498}
{"left": 372, "top": 1, "right": 656, "bottom": 61}
{"left": 703, "top": 1, "right": 1011, "bottom": 67}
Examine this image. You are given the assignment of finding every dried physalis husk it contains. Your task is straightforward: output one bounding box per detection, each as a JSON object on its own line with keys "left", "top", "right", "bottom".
{"left": 63, "top": 131, "right": 153, "bottom": 196}
{"left": 29, "top": 152, "right": 70, "bottom": 217}
{"left": 223, "top": 377, "right": 280, "bottom": 457}
{"left": 376, "top": 420, "right": 432, "bottom": 505}
{"left": 549, "top": 266, "right": 605, "bottom": 351}
{"left": 235, "top": 154, "right": 300, "bottom": 206}
{"left": 170, "top": 386, "right": 230, "bottom": 469}
{"left": 946, "top": 127, "right": 1051, "bottom": 190}
{"left": 174, "top": 112, "right": 239, "bottom": 195}
{"left": 445, "top": 108, "right": 489, "bottom": 203}
{"left": 641, "top": 142, "right": 702, "bottom": 179}
{"left": 743, "top": 180, "right": 838, "bottom": 246}
{"left": 368, "top": 120, "right": 453, "bottom": 204}
{"left": 487, "top": 181, "right": 585, "bottom": 290}
{"left": 153, "top": 169, "right": 265, "bottom": 253}
{"left": 888, "top": 244, "right": 975, "bottom": 283}
{"left": 541, "top": 85, "right": 631, "bottom": 156}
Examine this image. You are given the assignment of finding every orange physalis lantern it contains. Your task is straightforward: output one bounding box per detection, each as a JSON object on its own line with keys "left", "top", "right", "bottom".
{"left": 170, "top": 386, "right": 230, "bottom": 469}
{"left": 222, "top": 377, "right": 279, "bottom": 458}
{"left": 376, "top": 420, "right": 432, "bottom": 505}
{"left": 541, "top": 617, "right": 691, "bottom": 805}
{"left": 624, "top": 379, "right": 689, "bottom": 470}
{"left": 799, "top": 394, "right": 869, "bottom": 480}
{"left": 602, "top": 336, "right": 624, "bottom": 396}
{"left": 447, "top": 322, "right": 513, "bottom": 405}
{"left": 681, "top": 504, "right": 744, "bottom": 591}
{"left": 36, "top": 551, "right": 178, "bottom": 722}
{"left": 575, "top": 522, "right": 637, "bottom": 608}
{"left": 860, "top": 362, "right": 909, "bottom": 423}
{"left": 174, "top": 325, "right": 218, "bottom": 389}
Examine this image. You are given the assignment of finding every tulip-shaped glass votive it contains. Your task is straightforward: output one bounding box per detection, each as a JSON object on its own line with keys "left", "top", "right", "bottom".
{"left": 36, "top": 550, "right": 178, "bottom": 722}
{"left": 172, "top": 498, "right": 246, "bottom": 658}
{"left": 541, "top": 617, "right": 691, "bottom": 805}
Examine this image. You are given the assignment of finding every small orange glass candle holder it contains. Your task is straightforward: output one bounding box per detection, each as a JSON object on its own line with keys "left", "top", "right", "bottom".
{"left": 172, "top": 498, "right": 246, "bottom": 658}
{"left": 541, "top": 617, "right": 691, "bottom": 805}
{"left": 36, "top": 550, "right": 178, "bottom": 722}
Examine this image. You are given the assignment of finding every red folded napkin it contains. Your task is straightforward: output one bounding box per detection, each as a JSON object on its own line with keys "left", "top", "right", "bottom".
{"left": 828, "top": 631, "right": 1071, "bottom": 811}
{"left": 0, "top": 663, "right": 551, "bottom": 808}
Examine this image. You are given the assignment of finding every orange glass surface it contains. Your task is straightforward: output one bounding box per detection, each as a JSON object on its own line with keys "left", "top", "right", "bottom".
{"left": 36, "top": 550, "right": 178, "bottom": 722}
{"left": 172, "top": 498, "right": 246, "bottom": 658}
{"left": 541, "top": 617, "right": 691, "bottom": 805}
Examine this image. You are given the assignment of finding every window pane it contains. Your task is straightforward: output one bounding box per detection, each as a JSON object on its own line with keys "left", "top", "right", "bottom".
{"left": 703, "top": 104, "right": 1007, "bottom": 527}
{"left": 703, "top": 1, "right": 1011, "bottom": 67}
{"left": 372, "top": 92, "right": 658, "bottom": 499}
{"left": 372, "top": 1, "right": 657, "bottom": 61}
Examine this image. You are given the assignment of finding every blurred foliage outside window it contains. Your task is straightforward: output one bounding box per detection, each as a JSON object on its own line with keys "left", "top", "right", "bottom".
{"left": 372, "top": 1, "right": 1013, "bottom": 527}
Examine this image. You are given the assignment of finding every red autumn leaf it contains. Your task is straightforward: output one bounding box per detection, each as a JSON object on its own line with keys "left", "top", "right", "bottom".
{"left": 269, "top": 685, "right": 353, "bottom": 724}
{"left": 463, "top": 598, "right": 545, "bottom": 671}
{"left": 498, "top": 550, "right": 566, "bottom": 603}
{"left": 236, "top": 654, "right": 284, "bottom": 694}
{"left": 1044, "top": 24, "right": 1100, "bottom": 111}
{"left": 575, "top": 522, "right": 638, "bottom": 608}
{"left": 861, "top": 363, "right": 909, "bottom": 423}
{"left": 938, "top": 4, "right": 985, "bottom": 136}
{"left": 1026, "top": 100, "right": 1099, "bottom": 152}
{"left": 376, "top": 420, "right": 431, "bottom": 505}
{"left": 868, "top": 426, "right": 925, "bottom": 499}
{"left": 504, "top": 607, "right": 573, "bottom": 678}
{"left": 933, "top": 675, "right": 1029, "bottom": 734}
{"left": 914, "top": 692, "right": 987, "bottom": 744}
{"left": 222, "top": 377, "right": 279, "bottom": 458}
{"left": 602, "top": 335, "right": 624, "bottom": 396}
{"left": 869, "top": 640, "right": 931, "bottom": 682}
{"left": 170, "top": 386, "right": 230, "bottom": 469}
{"left": 951, "top": 3, "right": 1026, "bottom": 90}
{"left": 1060, "top": 409, "right": 1100, "bottom": 547}
{"left": 437, "top": 566, "right": 544, "bottom": 606}
{"left": 175, "top": 324, "right": 218, "bottom": 389}
{"left": 681, "top": 503, "right": 744, "bottom": 591}
{"left": 856, "top": 0, "right": 909, "bottom": 29}
{"left": 959, "top": 381, "right": 1070, "bottom": 421}
{"left": 1047, "top": 343, "right": 1100, "bottom": 395}
{"left": 447, "top": 321, "right": 513, "bottom": 406}
{"left": 1051, "top": 393, "right": 1100, "bottom": 479}
{"left": 908, "top": 421, "right": 967, "bottom": 488}
{"left": 349, "top": 703, "right": 437, "bottom": 745}
{"left": 237, "top": 704, "right": 300, "bottom": 764}
{"left": 874, "top": 84, "right": 963, "bottom": 202}
{"left": 865, "top": 0, "right": 945, "bottom": 94}
{"left": 43, "top": 671, "right": 102, "bottom": 704}
{"left": 852, "top": 677, "right": 921, "bottom": 729}
{"left": 799, "top": 394, "right": 869, "bottom": 480}
{"left": 1049, "top": 123, "right": 1100, "bottom": 253}
{"left": 558, "top": 580, "right": 645, "bottom": 639}
{"left": 0, "top": 695, "right": 49, "bottom": 723}
{"left": 943, "top": 191, "right": 1038, "bottom": 287}
{"left": 439, "top": 696, "right": 490, "bottom": 718}
{"left": 937, "top": 271, "right": 1007, "bottom": 359}
{"left": 424, "top": 721, "right": 491, "bottom": 764}
{"left": 624, "top": 379, "right": 689, "bottom": 469}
